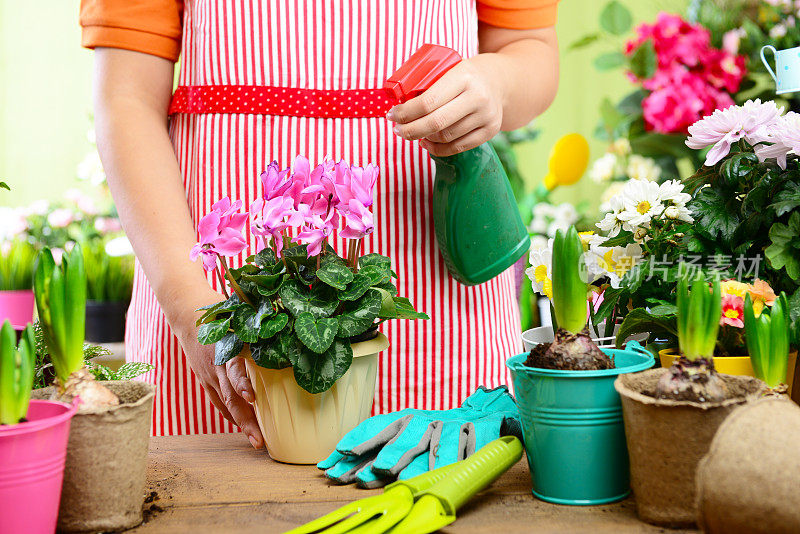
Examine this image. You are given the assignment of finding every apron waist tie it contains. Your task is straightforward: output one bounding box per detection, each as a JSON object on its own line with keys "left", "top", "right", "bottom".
{"left": 168, "top": 85, "right": 399, "bottom": 118}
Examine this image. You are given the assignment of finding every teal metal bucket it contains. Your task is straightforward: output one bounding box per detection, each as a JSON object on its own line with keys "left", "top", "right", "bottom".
{"left": 506, "top": 340, "right": 655, "bottom": 505}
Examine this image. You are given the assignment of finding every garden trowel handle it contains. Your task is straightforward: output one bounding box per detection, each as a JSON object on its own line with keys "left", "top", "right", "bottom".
{"left": 384, "top": 44, "right": 462, "bottom": 102}
{"left": 417, "top": 436, "right": 523, "bottom": 514}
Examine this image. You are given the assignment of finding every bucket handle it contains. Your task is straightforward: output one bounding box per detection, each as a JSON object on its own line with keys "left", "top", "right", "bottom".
{"left": 623, "top": 339, "right": 648, "bottom": 356}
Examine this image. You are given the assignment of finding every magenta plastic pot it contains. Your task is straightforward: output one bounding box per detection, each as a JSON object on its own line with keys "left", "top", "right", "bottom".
{"left": 0, "top": 399, "right": 78, "bottom": 534}
{"left": 0, "top": 289, "right": 35, "bottom": 329}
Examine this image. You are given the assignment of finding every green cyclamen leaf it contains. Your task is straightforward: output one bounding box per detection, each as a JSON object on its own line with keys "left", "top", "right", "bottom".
{"left": 337, "top": 312, "right": 375, "bottom": 337}
{"left": 279, "top": 280, "right": 339, "bottom": 318}
{"left": 249, "top": 337, "right": 292, "bottom": 370}
{"left": 359, "top": 264, "right": 392, "bottom": 286}
{"left": 348, "top": 289, "right": 383, "bottom": 322}
{"left": 253, "top": 248, "right": 279, "bottom": 268}
{"left": 358, "top": 253, "right": 392, "bottom": 271}
{"left": 295, "top": 312, "right": 338, "bottom": 353}
{"left": 214, "top": 333, "right": 243, "bottom": 366}
{"left": 293, "top": 339, "right": 353, "bottom": 394}
{"left": 198, "top": 317, "right": 231, "bottom": 345}
{"left": 765, "top": 213, "right": 800, "bottom": 280}
{"left": 259, "top": 312, "right": 288, "bottom": 339}
{"left": 339, "top": 272, "right": 373, "bottom": 301}
{"left": 230, "top": 303, "right": 267, "bottom": 344}
{"left": 316, "top": 259, "right": 354, "bottom": 290}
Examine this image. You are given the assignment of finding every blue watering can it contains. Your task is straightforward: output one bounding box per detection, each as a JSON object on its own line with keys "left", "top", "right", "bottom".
{"left": 761, "top": 45, "right": 800, "bottom": 94}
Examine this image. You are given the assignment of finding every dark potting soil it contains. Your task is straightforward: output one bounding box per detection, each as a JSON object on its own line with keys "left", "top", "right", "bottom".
{"left": 524, "top": 328, "right": 614, "bottom": 370}
{"left": 349, "top": 325, "right": 380, "bottom": 344}
{"left": 653, "top": 356, "right": 728, "bottom": 403}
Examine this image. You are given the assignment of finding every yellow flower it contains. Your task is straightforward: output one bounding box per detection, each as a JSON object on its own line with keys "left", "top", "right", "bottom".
{"left": 720, "top": 280, "right": 748, "bottom": 299}
{"left": 578, "top": 231, "right": 595, "bottom": 251}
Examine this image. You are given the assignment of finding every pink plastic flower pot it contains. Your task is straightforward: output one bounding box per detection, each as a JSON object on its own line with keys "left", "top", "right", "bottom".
{"left": 0, "top": 289, "right": 35, "bottom": 329}
{"left": 0, "top": 399, "right": 78, "bottom": 534}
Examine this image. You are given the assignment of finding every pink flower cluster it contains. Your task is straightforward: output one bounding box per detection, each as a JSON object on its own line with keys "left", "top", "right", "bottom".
{"left": 191, "top": 157, "right": 378, "bottom": 271}
{"left": 625, "top": 13, "right": 747, "bottom": 134}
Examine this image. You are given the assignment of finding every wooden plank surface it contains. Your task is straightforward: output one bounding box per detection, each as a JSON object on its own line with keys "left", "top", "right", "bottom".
{"left": 130, "top": 433, "right": 696, "bottom": 533}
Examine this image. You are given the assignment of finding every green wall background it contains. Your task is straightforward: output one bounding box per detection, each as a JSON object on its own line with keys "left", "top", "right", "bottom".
{"left": 0, "top": 0, "right": 686, "bottom": 211}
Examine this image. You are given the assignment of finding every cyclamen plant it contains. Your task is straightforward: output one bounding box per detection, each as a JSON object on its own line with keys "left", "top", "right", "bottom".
{"left": 192, "top": 157, "right": 427, "bottom": 394}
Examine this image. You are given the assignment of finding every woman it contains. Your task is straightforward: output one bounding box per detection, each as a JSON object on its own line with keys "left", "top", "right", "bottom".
{"left": 80, "top": 0, "right": 559, "bottom": 448}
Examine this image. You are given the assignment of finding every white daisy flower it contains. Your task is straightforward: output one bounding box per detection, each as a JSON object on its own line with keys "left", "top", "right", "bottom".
{"left": 525, "top": 240, "right": 553, "bottom": 299}
{"left": 596, "top": 194, "right": 625, "bottom": 236}
{"left": 618, "top": 179, "right": 664, "bottom": 230}
{"left": 658, "top": 180, "right": 692, "bottom": 207}
{"left": 600, "top": 182, "right": 626, "bottom": 213}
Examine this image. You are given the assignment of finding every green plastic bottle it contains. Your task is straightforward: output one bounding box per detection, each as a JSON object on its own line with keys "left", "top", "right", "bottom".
{"left": 385, "top": 45, "right": 530, "bottom": 285}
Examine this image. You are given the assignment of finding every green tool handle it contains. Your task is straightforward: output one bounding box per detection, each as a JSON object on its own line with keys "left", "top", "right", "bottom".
{"left": 384, "top": 461, "right": 460, "bottom": 498}
{"left": 417, "top": 436, "right": 523, "bottom": 514}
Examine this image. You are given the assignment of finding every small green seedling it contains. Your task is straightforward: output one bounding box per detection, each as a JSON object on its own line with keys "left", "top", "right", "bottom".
{"left": 745, "top": 292, "right": 790, "bottom": 388}
{"left": 677, "top": 273, "right": 722, "bottom": 361}
{"left": 0, "top": 321, "right": 35, "bottom": 425}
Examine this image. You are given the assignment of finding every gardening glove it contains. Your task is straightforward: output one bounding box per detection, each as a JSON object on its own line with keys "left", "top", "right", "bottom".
{"left": 317, "top": 386, "right": 521, "bottom": 488}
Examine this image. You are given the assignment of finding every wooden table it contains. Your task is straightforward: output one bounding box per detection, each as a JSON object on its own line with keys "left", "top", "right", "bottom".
{"left": 131, "top": 434, "right": 696, "bottom": 533}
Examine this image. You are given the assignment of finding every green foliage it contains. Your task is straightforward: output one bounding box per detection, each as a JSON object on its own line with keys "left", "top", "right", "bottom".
{"left": 86, "top": 361, "right": 154, "bottom": 381}
{"left": 677, "top": 271, "right": 722, "bottom": 361}
{"left": 745, "top": 292, "right": 791, "bottom": 387}
{"left": 0, "top": 240, "right": 37, "bottom": 291}
{"left": 628, "top": 40, "right": 657, "bottom": 80}
{"left": 34, "top": 246, "right": 87, "bottom": 382}
{"left": 0, "top": 322, "right": 35, "bottom": 424}
{"left": 765, "top": 212, "right": 800, "bottom": 281}
{"left": 197, "top": 242, "right": 427, "bottom": 394}
{"left": 0, "top": 181, "right": 9, "bottom": 191}
{"left": 551, "top": 226, "right": 587, "bottom": 334}
{"left": 82, "top": 241, "right": 134, "bottom": 302}
{"left": 599, "top": 1, "right": 632, "bottom": 36}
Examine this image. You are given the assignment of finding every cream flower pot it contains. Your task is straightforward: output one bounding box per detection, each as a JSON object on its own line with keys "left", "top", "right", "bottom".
{"left": 244, "top": 333, "right": 389, "bottom": 464}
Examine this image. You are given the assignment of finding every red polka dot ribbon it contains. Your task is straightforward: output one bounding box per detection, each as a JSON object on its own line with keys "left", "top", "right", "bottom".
{"left": 168, "top": 85, "right": 400, "bottom": 118}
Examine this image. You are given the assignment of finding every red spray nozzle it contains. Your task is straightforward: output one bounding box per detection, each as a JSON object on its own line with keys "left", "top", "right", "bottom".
{"left": 384, "top": 44, "right": 462, "bottom": 103}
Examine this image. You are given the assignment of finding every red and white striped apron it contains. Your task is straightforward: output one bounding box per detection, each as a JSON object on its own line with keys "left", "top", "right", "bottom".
{"left": 126, "top": 0, "right": 522, "bottom": 436}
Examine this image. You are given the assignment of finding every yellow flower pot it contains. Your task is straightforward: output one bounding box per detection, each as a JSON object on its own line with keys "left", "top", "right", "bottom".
{"left": 658, "top": 348, "right": 798, "bottom": 392}
{"left": 243, "top": 333, "right": 389, "bottom": 464}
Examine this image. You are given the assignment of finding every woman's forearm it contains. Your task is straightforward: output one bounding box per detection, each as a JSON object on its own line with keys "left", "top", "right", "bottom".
{"left": 92, "top": 48, "right": 212, "bottom": 327}
{"left": 477, "top": 25, "right": 559, "bottom": 131}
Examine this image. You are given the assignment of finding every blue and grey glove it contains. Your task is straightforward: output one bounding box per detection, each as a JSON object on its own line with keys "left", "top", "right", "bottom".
{"left": 317, "top": 386, "right": 521, "bottom": 488}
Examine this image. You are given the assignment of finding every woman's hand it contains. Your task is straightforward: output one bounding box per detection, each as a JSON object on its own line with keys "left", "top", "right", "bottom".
{"left": 170, "top": 286, "right": 264, "bottom": 449}
{"left": 387, "top": 55, "right": 505, "bottom": 157}
{"left": 387, "top": 25, "right": 558, "bottom": 157}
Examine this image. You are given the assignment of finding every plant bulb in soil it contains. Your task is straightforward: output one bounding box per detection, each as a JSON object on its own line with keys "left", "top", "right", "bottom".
{"left": 654, "top": 357, "right": 728, "bottom": 403}
{"left": 51, "top": 368, "right": 120, "bottom": 412}
{"left": 525, "top": 327, "right": 615, "bottom": 371}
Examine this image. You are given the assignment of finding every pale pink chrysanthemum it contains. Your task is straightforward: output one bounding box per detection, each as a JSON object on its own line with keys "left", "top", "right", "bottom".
{"left": 686, "top": 99, "right": 784, "bottom": 166}
{"left": 754, "top": 111, "right": 800, "bottom": 170}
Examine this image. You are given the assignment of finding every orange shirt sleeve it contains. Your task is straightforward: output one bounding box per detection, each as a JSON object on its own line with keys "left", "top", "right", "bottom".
{"left": 79, "top": 0, "right": 184, "bottom": 62}
{"left": 477, "top": 0, "right": 559, "bottom": 29}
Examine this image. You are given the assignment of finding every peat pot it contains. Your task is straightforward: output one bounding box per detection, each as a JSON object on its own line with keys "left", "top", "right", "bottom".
{"left": 33, "top": 381, "right": 155, "bottom": 533}
{"left": 507, "top": 340, "right": 655, "bottom": 505}
{"left": 244, "top": 332, "right": 389, "bottom": 464}
{"left": 0, "top": 399, "right": 77, "bottom": 533}
{"left": 614, "top": 369, "right": 764, "bottom": 527}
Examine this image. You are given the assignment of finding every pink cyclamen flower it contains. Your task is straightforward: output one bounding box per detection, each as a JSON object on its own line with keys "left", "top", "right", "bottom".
{"left": 720, "top": 294, "right": 745, "bottom": 328}
{"left": 259, "top": 161, "right": 291, "bottom": 201}
{"left": 250, "top": 196, "right": 301, "bottom": 256}
{"left": 754, "top": 111, "right": 800, "bottom": 169}
{"left": 625, "top": 13, "right": 710, "bottom": 71}
{"left": 335, "top": 163, "right": 378, "bottom": 207}
{"left": 294, "top": 210, "right": 336, "bottom": 257}
{"left": 211, "top": 197, "right": 248, "bottom": 233}
{"left": 190, "top": 211, "right": 248, "bottom": 271}
{"left": 339, "top": 199, "right": 374, "bottom": 239}
{"left": 685, "top": 99, "right": 785, "bottom": 166}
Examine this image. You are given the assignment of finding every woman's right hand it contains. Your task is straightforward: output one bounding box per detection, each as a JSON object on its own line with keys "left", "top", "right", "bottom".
{"left": 170, "top": 287, "right": 264, "bottom": 449}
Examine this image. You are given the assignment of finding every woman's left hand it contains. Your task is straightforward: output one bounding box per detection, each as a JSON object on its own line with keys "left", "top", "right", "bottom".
{"left": 387, "top": 56, "right": 505, "bottom": 157}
